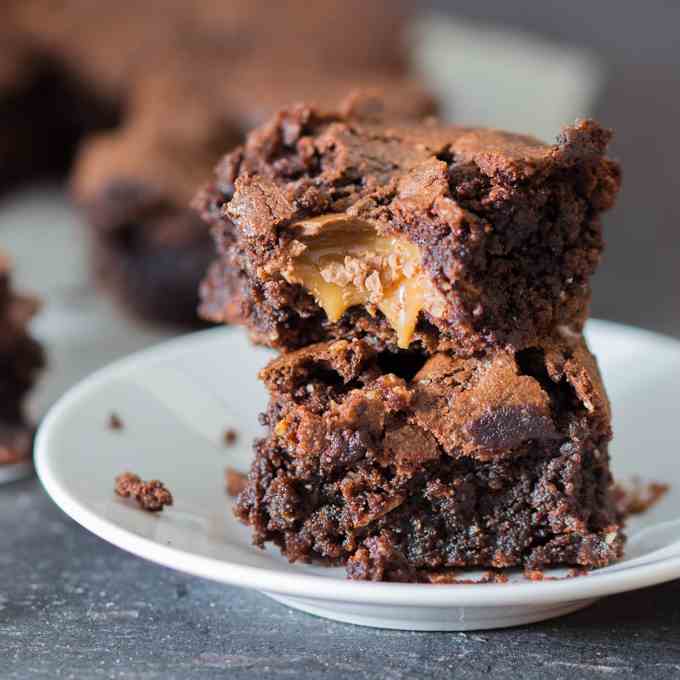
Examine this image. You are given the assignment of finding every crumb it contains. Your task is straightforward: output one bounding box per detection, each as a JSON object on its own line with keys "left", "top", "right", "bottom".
{"left": 225, "top": 467, "right": 248, "bottom": 497}
{"left": 614, "top": 479, "right": 670, "bottom": 516}
{"left": 525, "top": 569, "right": 545, "bottom": 581}
{"left": 223, "top": 428, "right": 238, "bottom": 446}
{"left": 115, "top": 472, "right": 173, "bottom": 512}
{"left": 115, "top": 472, "right": 141, "bottom": 497}
{"left": 108, "top": 412, "right": 124, "bottom": 430}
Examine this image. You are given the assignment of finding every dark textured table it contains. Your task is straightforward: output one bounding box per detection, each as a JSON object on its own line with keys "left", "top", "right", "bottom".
{"left": 2, "top": 478, "right": 680, "bottom": 680}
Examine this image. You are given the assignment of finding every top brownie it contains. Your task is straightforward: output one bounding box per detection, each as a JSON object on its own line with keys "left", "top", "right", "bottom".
{"left": 197, "top": 103, "right": 621, "bottom": 354}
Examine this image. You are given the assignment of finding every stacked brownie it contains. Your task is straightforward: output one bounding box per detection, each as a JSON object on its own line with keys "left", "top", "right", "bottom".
{"left": 0, "top": 0, "right": 434, "bottom": 327}
{"left": 195, "top": 101, "right": 624, "bottom": 582}
{"left": 0, "top": 255, "right": 45, "bottom": 468}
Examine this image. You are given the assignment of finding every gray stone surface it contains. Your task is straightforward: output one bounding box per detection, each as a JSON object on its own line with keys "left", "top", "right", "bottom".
{"left": 2, "top": 478, "right": 680, "bottom": 680}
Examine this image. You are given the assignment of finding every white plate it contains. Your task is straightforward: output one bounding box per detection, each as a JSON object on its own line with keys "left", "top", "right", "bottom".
{"left": 35, "top": 320, "right": 680, "bottom": 631}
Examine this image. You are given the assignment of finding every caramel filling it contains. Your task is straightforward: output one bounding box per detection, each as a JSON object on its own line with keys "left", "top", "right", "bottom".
{"left": 282, "top": 214, "right": 444, "bottom": 348}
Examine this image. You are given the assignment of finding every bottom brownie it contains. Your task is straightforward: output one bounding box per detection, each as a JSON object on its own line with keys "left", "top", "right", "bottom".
{"left": 235, "top": 333, "right": 624, "bottom": 582}
{"left": 0, "top": 255, "right": 45, "bottom": 466}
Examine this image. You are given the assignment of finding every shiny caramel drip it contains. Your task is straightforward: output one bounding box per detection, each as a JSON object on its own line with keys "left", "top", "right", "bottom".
{"left": 283, "top": 214, "right": 441, "bottom": 348}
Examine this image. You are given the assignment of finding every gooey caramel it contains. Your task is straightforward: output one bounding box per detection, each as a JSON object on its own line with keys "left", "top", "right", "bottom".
{"left": 282, "top": 214, "right": 444, "bottom": 348}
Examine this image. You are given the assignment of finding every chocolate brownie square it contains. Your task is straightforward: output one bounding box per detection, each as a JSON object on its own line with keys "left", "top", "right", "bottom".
{"left": 0, "top": 255, "right": 45, "bottom": 466}
{"left": 197, "top": 103, "right": 620, "bottom": 354}
{"left": 234, "top": 332, "right": 624, "bottom": 581}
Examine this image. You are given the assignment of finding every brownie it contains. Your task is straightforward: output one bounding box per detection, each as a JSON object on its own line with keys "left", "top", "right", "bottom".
{"left": 234, "top": 332, "right": 624, "bottom": 581}
{"left": 197, "top": 103, "right": 620, "bottom": 353}
{"left": 0, "top": 255, "right": 45, "bottom": 466}
{"left": 1, "top": 0, "right": 434, "bottom": 327}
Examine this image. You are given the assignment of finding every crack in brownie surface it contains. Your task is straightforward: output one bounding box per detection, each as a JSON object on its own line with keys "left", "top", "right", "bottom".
{"left": 234, "top": 332, "right": 623, "bottom": 581}
{"left": 197, "top": 103, "right": 621, "bottom": 354}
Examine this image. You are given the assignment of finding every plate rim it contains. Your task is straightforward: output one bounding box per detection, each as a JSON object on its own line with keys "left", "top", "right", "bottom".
{"left": 35, "top": 320, "right": 680, "bottom": 608}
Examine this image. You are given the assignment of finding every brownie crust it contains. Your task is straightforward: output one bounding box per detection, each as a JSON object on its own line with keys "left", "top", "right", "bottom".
{"left": 234, "top": 332, "right": 623, "bottom": 581}
{"left": 198, "top": 104, "right": 620, "bottom": 354}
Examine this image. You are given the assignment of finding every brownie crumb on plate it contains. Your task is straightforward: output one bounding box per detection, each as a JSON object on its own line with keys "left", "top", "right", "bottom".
{"left": 108, "top": 412, "right": 124, "bottom": 431}
{"left": 115, "top": 472, "right": 173, "bottom": 512}
{"left": 223, "top": 428, "right": 238, "bottom": 446}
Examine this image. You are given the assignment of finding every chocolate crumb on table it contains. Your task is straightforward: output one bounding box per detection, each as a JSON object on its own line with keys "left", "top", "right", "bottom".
{"left": 108, "top": 412, "right": 124, "bottom": 431}
{"left": 115, "top": 472, "right": 173, "bottom": 512}
{"left": 223, "top": 428, "right": 238, "bottom": 446}
{"left": 225, "top": 467, "right": 248, "bottom": 497}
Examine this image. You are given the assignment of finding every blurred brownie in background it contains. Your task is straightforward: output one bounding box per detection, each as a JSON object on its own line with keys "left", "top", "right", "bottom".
{"left": 0, "top": 0, "right": 435, "bottom": 327}
{"left": 0, "top": 254, "right": 44, "bottom": 467}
